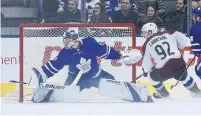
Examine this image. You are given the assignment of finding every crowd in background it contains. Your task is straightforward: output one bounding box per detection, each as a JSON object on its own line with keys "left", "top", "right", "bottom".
{"left": 1, "top": 0, "right": 201, "bottom": 35}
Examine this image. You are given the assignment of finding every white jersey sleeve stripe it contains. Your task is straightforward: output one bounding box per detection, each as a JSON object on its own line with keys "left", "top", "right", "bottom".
{"left": 191, "top": 43, "right": 200, "bottom": 46}
{"left": 44, "top": 64, "right": 55, "bottom": 75}
{"left": 103, "top": 46, "right": 111, "bottom": 58}
{"left": 100, "top": 45, "right": 109, "bottom": 58}
{"left": 100, "top": 45, "right": 110, "bottom": 58}
{"left": 48, "top": 61, "right": 60, "bottom": 72}
{"left": 192, "top": 49, "right": 201, "bottom": 51}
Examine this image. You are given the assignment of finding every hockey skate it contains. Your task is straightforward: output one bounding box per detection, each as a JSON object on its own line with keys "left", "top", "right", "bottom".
{"left": 153, "top": 87, "right": 170, "bottom": 99}
{"left": 188, "top": 84, "right": 201, "bottom": 98}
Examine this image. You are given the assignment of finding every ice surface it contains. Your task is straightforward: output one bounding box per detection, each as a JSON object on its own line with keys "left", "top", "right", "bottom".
{"left": 1, "top": 66, "right": 201, "bottom": 115}
{"left": 1, "top": 97, "right": 201, "bottom": 115}
{"left": 1, "top": 82, "right": 201, "bottom": 116}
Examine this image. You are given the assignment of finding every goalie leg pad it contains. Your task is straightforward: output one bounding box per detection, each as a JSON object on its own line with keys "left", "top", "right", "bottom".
{"left": 32, "top": 68, "right": 48, "bottom": 83}
{"left": 30, "top": 68, "right": 48, "bottom": 88}
{"left": 32, "top": 86, "right": 81, "bottom": 103}
{"left": 32, "top": 89, "right": 54, "bottom": 103}
{"left": 99, "top": 79, "right": 152, "bottom": 102}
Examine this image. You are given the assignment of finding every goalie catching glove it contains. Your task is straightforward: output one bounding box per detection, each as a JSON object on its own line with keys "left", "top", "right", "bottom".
{"left": 119, "top": 49, "right": 142, "bottom": 64}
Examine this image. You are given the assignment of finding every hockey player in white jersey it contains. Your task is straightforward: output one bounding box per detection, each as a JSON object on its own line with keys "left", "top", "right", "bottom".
{"left": 29, "top": 28, "right": 151, "bottom": 103}
{"left": 141, "top": 23, "right": 201, "bottom": 98}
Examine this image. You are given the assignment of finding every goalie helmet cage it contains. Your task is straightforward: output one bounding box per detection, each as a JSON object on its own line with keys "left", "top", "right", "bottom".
{"left": 19, "top": 23, "right": 136, "bottom": 102}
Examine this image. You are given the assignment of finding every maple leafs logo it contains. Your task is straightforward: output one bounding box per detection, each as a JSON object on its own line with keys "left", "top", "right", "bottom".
{"left": 76, "top": 57, "right": 91, "bottom": 73}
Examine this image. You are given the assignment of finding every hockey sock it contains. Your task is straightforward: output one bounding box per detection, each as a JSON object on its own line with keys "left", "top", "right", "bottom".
{"left": 180, "top": 76, "right": 196, "bottom": 90}
{"left": 148, "top": 77, "right": 164, "bottom": 90}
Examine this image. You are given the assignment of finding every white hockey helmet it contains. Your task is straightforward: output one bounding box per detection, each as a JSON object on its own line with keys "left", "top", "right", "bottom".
{"left": 63, "top": 28, "right": 79, "bottom": 49}
{"left": 141, "top": 23, "right": 158, "bottom": 38}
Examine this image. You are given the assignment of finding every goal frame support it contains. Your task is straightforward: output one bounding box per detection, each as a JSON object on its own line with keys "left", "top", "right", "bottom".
{"left": 19, "top": 23, "right": 136, "bottom": 102}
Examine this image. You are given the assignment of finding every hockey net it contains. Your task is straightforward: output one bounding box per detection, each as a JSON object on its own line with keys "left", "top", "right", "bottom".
{"left": 15, "top": 23, "right": 136, "bottom": 102}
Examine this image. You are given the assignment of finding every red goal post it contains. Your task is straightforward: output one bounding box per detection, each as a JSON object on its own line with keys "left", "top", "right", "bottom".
{"left": 19, "top": 23, "right": 136, "bottom": 102}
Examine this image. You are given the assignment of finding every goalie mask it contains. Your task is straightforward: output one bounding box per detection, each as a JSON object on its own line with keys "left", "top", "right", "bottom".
{"left": 141, "top": 23, "right": 158, "bottom": 38}
{"left": 63, "top": 29, "right": 79, "bottom": 49}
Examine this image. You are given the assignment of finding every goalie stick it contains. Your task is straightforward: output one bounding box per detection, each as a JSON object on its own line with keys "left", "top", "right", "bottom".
{"left": 9, "top": 80, "right": 66, "bottom": 90}
{"left": 9, "top": 70, "right": 83, "bottom": 90}
{"left": 70, "top": 71, "right": 83, "bottom": 86}
{"left": 131, "top": 67, "right": 156, "bottom": 83}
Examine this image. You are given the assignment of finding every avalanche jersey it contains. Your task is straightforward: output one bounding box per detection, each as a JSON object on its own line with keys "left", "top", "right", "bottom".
{"left": 142, "top": 31, "right": 187, "bottom": 73}
{"left": 189, "top": 22, "right": 201, "bottom": 55}
{"left": 41, "top": 37, "right": 121, "bottom": 78}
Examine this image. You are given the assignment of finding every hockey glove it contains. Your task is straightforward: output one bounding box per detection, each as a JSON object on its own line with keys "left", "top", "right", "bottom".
{"left": 120, "top": 49, "right": 142, "bottom": 64}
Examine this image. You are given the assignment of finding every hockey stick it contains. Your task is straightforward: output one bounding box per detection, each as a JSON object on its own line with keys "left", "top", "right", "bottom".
{"left": 135, "top": 67, "right": 156, "bottom": 81}
{"left": 70, "top": 71, "right": 83, "bottom": 86}
{"left": 10, "top": 70, "right": 83, "bottom": 89}
{"left": 9, "top": 80, "right": 28, "bottom": 84}
{"left": 170, "top": 55, "right": 196, "bottom": 89}
{"left": 9, "top": 80, "right": 66, "bottom": 90}
{"left": 136, "top": 74, "right": 144, "bottom": 80}
{"left": 130, "top": 74, "right": 144, "bottom": 83}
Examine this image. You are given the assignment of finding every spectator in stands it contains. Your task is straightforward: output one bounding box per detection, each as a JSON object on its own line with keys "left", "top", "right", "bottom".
{"left": 194, "top": 13, "right": 201, "bottom": 23}
{"left": 56, "top": 0, "right": 81, "bottom": 23}
{"left": 198, "top": 0, "right": 201, "bottom": 10}
{"left": 87, "top": 2, "right": 112, "bottom": 23}
{"left": 38, "top": 0, "right": 60, "bottom": 23}
{"left": 164, "top": 0, "right": 187, "bottom": 33}
{"left": 56, "top": 0, "right": 66, "bottom": 13}
{"left": 111, "top": 0, "right": 137, "bottom": 26}
{"left": 24, "top": 0, "right": 31, "bottom": 7}
{"left": 192, "top": 1, "right": 200, "bottom": 24}
{"left": 86, "top": 0, "right": 101, "bottom": 18}
{"left": 192, "top": 1, "right": 198, "bottom": 10}
{"left": 134, "top": 0, "right": 166, "bottom": 20}
{"left": 192, "top": 8, "right": 201, "bottom": 24}
{"left": 103, "top": 0, "right": 137, "bottom": 17}
{"left": 137, "top": 5, "right": 163, "bottom": 31}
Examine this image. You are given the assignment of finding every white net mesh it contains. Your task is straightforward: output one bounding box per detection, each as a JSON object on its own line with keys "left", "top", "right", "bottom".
{"left": 23, "top": 27, "right": 132, "bottom": 38}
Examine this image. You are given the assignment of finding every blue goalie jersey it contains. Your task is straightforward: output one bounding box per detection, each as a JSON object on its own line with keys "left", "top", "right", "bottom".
{"left": 189, "top": 22, "right": 201, "bottom": 55}
{"left": 41, "top": 37, "right": 121, "bottom": 78}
